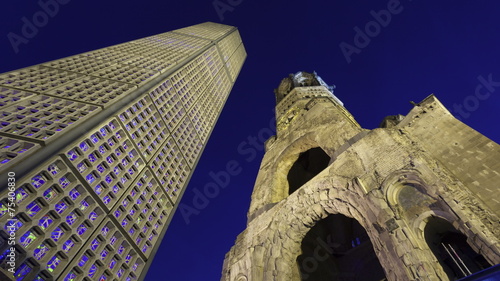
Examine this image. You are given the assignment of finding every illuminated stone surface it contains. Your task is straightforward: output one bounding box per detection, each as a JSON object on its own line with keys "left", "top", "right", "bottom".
{"left": 222, "top": 72, "right": 499, "bottom": 281}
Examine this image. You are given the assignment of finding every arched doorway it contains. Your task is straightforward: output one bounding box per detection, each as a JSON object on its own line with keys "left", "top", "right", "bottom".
{"left": 287, "top": 147, "right": 330, "bottom": 195}
{"left": 297, "top": 214, "right": 386, "bottom": 281}
{"left": 424, "top": 216, "right": 492, "bottom": 279}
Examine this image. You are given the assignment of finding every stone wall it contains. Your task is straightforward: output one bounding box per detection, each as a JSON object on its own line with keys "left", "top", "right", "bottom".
{"left": 222, "top": 92, "right": 500, "bottom": 281}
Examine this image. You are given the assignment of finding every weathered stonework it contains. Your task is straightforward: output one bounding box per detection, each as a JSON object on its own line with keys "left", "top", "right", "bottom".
{"left": 222, "top": 72, "right": 500, "bottom": 281}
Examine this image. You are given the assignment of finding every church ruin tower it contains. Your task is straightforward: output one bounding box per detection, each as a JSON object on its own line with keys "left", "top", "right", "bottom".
{"left": 221, "top": 72, "right": 500, "bottom": 281}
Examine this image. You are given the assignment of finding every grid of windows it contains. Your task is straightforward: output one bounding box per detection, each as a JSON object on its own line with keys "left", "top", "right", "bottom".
{"left": 58, "top": 218, "right": 146, "bottom": 281}
{"left": 187, "top": 71, "right": 233, "bottom": 143}
{"left": 93, "top": 64, "right": 159, "bottom": 86}
{"left": 46, "top": 76, "right": 137, "bottom": 107}
{"left": 0, "top": 86, "right": 36, "bottom": 107}
{"left": 131, "top": 32, "right": 208, "bottom": 56}
{"left": 0, "top": 157, "right": 105, "bottom": 280}
{"left": 64, "top": 118, "right": 144, "bottom": 211}
{"left": 173, "top": 22, "right": 234, "bottom": 41}
{"left": 42, "top": 55, "right": 117, "bottom": 75}
{"left": 0, "top": 66, "right": 83, "bottom": 93}
{"left": 172, "top": 116, "right": 203, "bottom": 167}
{"left": 218, "top": 30, "right": 243, "bottom": 62}
{"left": 0, "top": 22, "right": 245, "bottom": 280}
{"left": 149, "top": 138, "right": 190, "bottom": 200}
{"left": 109, "top": 42, "right": 188, "bottom": 66}
{"left": 225, "top": 42, "right": 247, "bottom": 82}
{"left": 117, "top": 96, "right": 168, "bottom": 161}
{"left": 0, "top": 95, "right": 100, "bottom": 143}
{"left": 111, "top": 169, "right": 171, "bottom": 256}
{"left": 0, "top": 136, "right": 40, "bottom": 168}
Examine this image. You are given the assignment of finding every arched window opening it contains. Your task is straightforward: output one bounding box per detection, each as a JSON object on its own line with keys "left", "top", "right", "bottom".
{"left": 287, "top": 147, "right": 330, "bottom": 195}
{"left": 297, "top": 214, "right": 386, "bottom": 281}
{"left": 424, "top": 217, "right": 492, "bottom": 279}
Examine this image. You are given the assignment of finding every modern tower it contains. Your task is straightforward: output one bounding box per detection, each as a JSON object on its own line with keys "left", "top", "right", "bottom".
{"left": 0, "top": 22, "right": 246, "bottom": 281}
{"left": 221, "top": 72, "right": 499, "bottom": 280}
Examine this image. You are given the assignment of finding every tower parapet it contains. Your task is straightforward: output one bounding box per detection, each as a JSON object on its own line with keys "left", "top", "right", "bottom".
{"left": 273, "top": 71, "right": 357, "bottom": 134}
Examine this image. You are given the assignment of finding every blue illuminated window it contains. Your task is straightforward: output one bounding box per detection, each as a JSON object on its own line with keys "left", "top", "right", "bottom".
{"left": 62, "top": 238, "right": 75, "bottom": 253}
{"left": 16, "top": 188, "right": 30, "bottom": 203}
{"left": 98, "top": 145, "right": 107, "bottom": 154}
{"left": 31, "top": 174, "right": 47, "bottom": 189}
{"left": 88, "top": 211, "right": 98, "bottom": 221}
{"left": 106, "top": 156, "right": 114, "bottom": 164}
{"left": 33, "top": 243, "right": 49, "bottom": 260}
{"left": 77, "top": 162, "right": 88, "bottom": 173}
{"left": 69, "top": 188, "right": 80, "bottom": 200}
{"left": 48, "top": 163, "right": 61, "bottom": 175}
{"left": 88, "top": 153, "right": 97, "bottom": 163}
{"left": 100, "top": 249, "right": 108, "bottom": 260}
{"left": 51, "top": 227, "right": 64, "bottom": 242}
{"left": 59, "top": 177, "right": 71, "bottom": 188}
{"left": 66, "top": 212, "right": 78, "bottom": 226}
{"left": 64, "top": 271, "right": 77, "bottom": 281}
{"left": 109, "top": 258, "right": 117, "bottom": 269}
{"left": 67, "top": 149, "right": 79, "bottom": 161}
{"left": 95, "top": 184, "right": 104, "bottom": 195}
{"left": 117, "top": 245, "right": 125, "bottom": 255}
{"left": 78, "top": 254, "right": 89, "bottom": 267}
{"left": 80, "top": 141, "right": 91, "bottom": 152}
{"left": 39, "top": 215, "right": 54, "bottom": 230}
{"left": 19, "top": 231, "right": 37, "bottom": 248}
{"left": 47, "top": 255, "right": 61, "bottom": 272}
{"left": 86, "top": 173, "right": 96, "bottom": 184}
{"left": 26, "top": 201, "right": 42, "bottom": 217}
{"left": 80, "top": 200, "right": 90, "bottom": 211}
{"left": 77, "top": 224, "right": 87, "bottom": 236}
{"left": 55, "top": 201, "right": 68, "bottom": 214}
{"left": 101, "top": 226, "right": 110, "bottom": 237}
{"left": 90, "top": 134, "right": 100, "bottom": 144}
{"left": 43, "top": 188, "right": 57, "bottom": 202}
{"left": 90, "top": 238, "right": 100, "bottom": 251}
{"left": 88, "top": 263, "right": 98, "bottom": 278}
{"left": 117, "top": 268, "right": 124, "bottom": 278}
{"left": 96, "top": 164, "right": 106, "bottom": 174}
{"left": 14, "top": 262, "right": 32, "bottom": 280}
{"left": 100, "top": 127, "right": 108, "bottom": 136}
{"left": 105, "top": 174, "right": 113, "bottom": 184}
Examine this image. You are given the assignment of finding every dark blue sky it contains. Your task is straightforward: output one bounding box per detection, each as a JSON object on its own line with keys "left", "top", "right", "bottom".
{"left": 2, "top": 1, "right": 500, "bottom": 280}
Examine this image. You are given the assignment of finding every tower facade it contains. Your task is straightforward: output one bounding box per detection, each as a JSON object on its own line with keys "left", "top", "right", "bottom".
{"left": 0, "top": 22, "right": 246, "bottom": 281}
{"left": 221, "top": 72, "right": 499, "bottom": 281}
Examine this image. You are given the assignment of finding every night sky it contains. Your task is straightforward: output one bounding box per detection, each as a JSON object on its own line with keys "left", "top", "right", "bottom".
{"left": 2, "top": 0, "right": 500, "bottom": 280}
